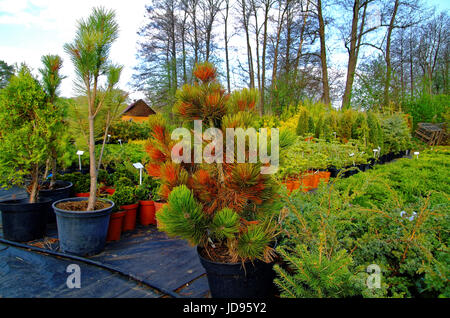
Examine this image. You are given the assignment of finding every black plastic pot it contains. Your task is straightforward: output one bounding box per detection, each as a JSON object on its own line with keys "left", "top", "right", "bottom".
{"left": 343, "top": 167, "right": 359, "bottom": 178}
{"left": 327, "top": 166, "right": 341, "bottom": 178}
{"left": 53, "top": 197, "right": 114, "bottom": 256}
{"left": 0, "top": 198, "right": 51, "bottom": 242}
{"left": 39, "top": 180, "right": 73, "bottom": 223}
{"left": 197, "top": 247, "right": 276, "bottom": 298}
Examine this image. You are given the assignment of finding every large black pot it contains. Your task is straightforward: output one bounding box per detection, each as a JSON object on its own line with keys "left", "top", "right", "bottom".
{"left": 0, "top": 198, "right": 51, "bottom": 242}
{"left": 197, "top": 247, "right": 276, "bottom": 298}
{"left": 39, "top": 180, "right": 73, "bottom": 223}
{"left": 53, "top": 197, "right": 114, "bottom": 256}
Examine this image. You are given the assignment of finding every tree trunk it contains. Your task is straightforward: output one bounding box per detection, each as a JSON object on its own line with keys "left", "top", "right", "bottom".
{"left": 342, "top": 0, "right": 361, "bottom": 109}
{"left": 29, "top": 164, "right": 39, "bottom": 204}
{"left": 224, "top": 0, "right": 231, "bottom": 93}
{"left": 317, "top": 0, "right": 330, "bottom": 105}
{"left": 271, "top": 0, "right": 288, "bottom": 87}
{"left": 87, "top": 114, "right": 98, "bottom": 211}
{"left": 242, "top": 0, "right": 255, "bottom": 88}
{"left": 260, "top": 0, "right": 270, "bottom": 115}
{"left": 383, "top": 0, "right": 399, "bottom": 109}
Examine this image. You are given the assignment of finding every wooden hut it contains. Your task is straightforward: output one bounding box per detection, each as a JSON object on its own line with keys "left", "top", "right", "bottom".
{"left": 121, "top": 99, "right": 156, "bottom": 123}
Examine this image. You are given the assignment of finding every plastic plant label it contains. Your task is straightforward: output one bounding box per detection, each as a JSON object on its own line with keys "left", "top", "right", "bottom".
{"left": 76, "top": 150, "right": 84, "bottom": 156}
{"left": 133, "top": 162, "right": 144, "bottom": 169}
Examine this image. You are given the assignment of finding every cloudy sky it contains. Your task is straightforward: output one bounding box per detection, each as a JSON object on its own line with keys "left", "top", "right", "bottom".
{"left": 0, "top": 0, "right": 449, "bottom": 102}
{"left": 0, "top": 0, "right": 149, "bottom": 100}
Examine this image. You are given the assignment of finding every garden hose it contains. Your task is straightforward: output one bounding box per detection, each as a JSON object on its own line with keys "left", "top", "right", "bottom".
{"left": 0, "top": 237, "right": 181, "bottom": 299}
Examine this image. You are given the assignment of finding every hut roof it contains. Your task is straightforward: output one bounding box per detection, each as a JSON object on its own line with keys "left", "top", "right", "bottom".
{"left": 122, "top": 99, "right": 156, "bottom": 117}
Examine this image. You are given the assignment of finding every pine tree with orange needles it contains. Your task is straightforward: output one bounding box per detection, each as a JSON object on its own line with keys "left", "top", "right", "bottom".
{"left": 146, "top": 62, "right": 293, "bottom": 263}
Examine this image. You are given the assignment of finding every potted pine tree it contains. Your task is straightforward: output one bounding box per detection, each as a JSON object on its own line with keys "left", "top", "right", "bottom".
{"left": 149, "top": 63, "right": 290, "bottom": 298}
{"left": 37, "top": 55, "right": 74, "bottom": 223}
{"left": 0, "top": 65, "right": 56, "bottom": 242}
{"left": 51, "top": 7, "right": 123, "bottom": 256}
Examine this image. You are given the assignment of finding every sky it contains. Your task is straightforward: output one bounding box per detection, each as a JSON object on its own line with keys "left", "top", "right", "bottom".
{"left": 0, "top": 0, "right": 449, "bottom": 103}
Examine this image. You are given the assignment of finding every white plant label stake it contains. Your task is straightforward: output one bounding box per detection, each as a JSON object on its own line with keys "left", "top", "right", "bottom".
{"left": 107, "top": 134, "right": 111, "bottom": 143}
{"left": 373, "top": 149, "right": 379, "bottom": 158}
{"left": 414, "top": 152, "right": 419, "bottom": 159}
{"left": 349, "top": 153, "right": 355, "bottom": 166}
{"left": 76, "top": 150, "right": 84, "bottom": 171}
{"left": 133, "top": 162, "right": 144, "bottom": 185}
{"left": 118, "top": 139, "right": 122, "bottom": 147}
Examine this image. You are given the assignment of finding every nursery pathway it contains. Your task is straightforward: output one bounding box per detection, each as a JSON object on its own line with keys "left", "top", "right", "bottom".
{"left": 0, "top": 221, "right": 209, "bottom": 298}
{"left": 0, "top": 185, "right": 210, "bottom": 298}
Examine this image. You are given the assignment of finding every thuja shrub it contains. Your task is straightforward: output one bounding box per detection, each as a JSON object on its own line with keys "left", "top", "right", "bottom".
{"left": 148, "top": 62, "right": 292, "bottom": 263}
{"left": 0, "top": 65, "right": 56, "bottom": 203}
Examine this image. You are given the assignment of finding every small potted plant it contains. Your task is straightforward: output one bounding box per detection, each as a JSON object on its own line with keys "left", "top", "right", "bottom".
{"left": 135, "top": 184, "right": 155, "bottom": 226}
{"left": 110, "top": 186, "right": 138, "bottom": 232}
{"left": 106, "top": 204, "right": 126, "bottom": 242}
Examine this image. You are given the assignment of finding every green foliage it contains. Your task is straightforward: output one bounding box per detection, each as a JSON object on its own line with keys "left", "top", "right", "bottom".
{"left": 380, "top": 113, "right": 412, "bottom": 154}
{"left": 156, "top": 185, "right": 208, "bottom": 246}
{"left": 58, "top": 172, "right": 90, "bottom": 193}
{"left": 0, "top": 65, "right": 54, "bottom": 202}
{"left": 110, "top": 185, "right": 137, "bottom": 209}
{"left": 274, "top": 246, "right": 358, "bottom": 298}
{"left": 402, "top": 93, "right": 450, "bottom": 130}
{"left": 135, "top": 183, "right": 152, "bottom": 201}
{"left": 276, "top": 148, "right": 449, "bottom": 298}
{"left": 108, "top": 120, "right": 150, "bottom": 142}
{"left": 210, "top": 208, "right": 240, "bottom": 240}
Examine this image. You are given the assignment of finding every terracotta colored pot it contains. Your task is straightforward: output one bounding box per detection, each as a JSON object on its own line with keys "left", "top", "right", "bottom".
{"left": 75, "top": 193, "right": 90, "bottom": 197}
{"left": 312, "top": 172, "right": 320, "bottom": 189}
{"left": 120, "top": 203, "right": 139, "bottom": 231}
{"left": 139, "top": 200, "right": 156, "bottom": 226}
{"left": 318, "top": 171, "right": 331, "bottom": 185}
{"left": 107, "top": 211, "right": 126, "bottom": 242}
{"left": 105, "top": 188, "right": 116, "bottom": 195}
{"left": 284, "top": 179, "right": 301, "bottom": 195}
{"left": 301, "top": 174, "right": 315, "bottom": 192}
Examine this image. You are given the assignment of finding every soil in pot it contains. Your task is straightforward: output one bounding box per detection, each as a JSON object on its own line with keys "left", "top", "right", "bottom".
{"left": 121, "top": 203, "right": 138, "bottom": 231}
{"left": 139, "top": 201, "right": 155, "bottom": 226}
{"left": 197, "top": 246, "right": 276, "bottom": 298}
{"left": 106, "top": 211, "right": 126, "bottom": 242}
{"left": 55, "top": 200, "right": 111, "bottom": 211}
{"left": 53, "top": 197, "right": 114, "bottom": 256}
{"left": 0, "top": 198, "right": 51, "bottom": 242}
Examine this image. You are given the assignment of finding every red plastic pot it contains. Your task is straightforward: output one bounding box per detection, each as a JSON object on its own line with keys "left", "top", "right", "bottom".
{"left": 120, "top": 203, "right": 139, "bottom": 231}
{"left": 318, "top": 171, "right": 331, "bottom": 185}
{"left": 139, "top": 200, "right": 156, "bottom": 226}
{"left": 75, "top": 193, "right": 90, "bottom": 197}
{"left": 106, "top": 211, "right": 126, "bottom": 242}
{"left": 283, "top": 179, "right": 300, "bottom": 195}
{"left": 301, "top": 173, "right": 315, "bottom": 192}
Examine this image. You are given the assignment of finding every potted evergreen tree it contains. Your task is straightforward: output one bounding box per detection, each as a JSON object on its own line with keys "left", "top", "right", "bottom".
{"left": 148, "top": 63, "right": 290, "bottom": 298}
{"left": 51, "top": 7, "right": 122, "bottom": 256}
{"left": 0, "top": 65, "right": 56, "bottom": 242}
